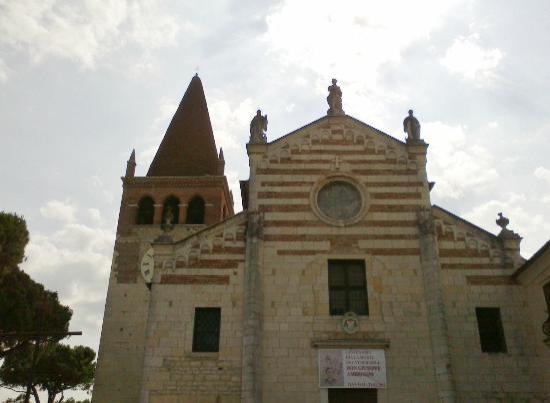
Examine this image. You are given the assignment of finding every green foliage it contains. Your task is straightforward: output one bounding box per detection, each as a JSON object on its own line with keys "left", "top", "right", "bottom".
{"left": 0, "top": 268, "right": 72, "bottom": 358}
{"left": 0, "top": 343, "right": 95, "bottom": 403}
{"left": 0, "top": 212, "right": 29, "bottom": 270}
{"left": 0, "top": 212, "right": 72, "bottom": 360}
{"left": 0, "top": 212, "right": 89, "bottom": 402}
{"left": 63, "top": 399, "right": 91, "bottom": 403}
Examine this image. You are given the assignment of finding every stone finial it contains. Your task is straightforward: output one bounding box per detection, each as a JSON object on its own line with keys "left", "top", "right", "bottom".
{"left": 249, "top": 109, "right": 268, "bottom": 144}
{"left": 495, "top": 212, "right": 523, "bottom": 268}
{"left": 404, "top": 109, "right": 421, "bottom": 141}
{"left": 125, "top": 149, "right": 136, "bottom": 178}
{"left": 496, "top": 212, "right": 509, "bottom": 230}
{"left": 327, "top": 79, "right": 344, "bottom": 116}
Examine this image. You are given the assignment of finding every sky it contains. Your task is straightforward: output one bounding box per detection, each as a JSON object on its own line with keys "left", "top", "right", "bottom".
{"left": 1, "top": 0, "right": 550, "bottom": 399}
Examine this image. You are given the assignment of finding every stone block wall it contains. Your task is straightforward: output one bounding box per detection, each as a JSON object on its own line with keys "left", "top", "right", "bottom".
{"left": 433, "top": 208, "right": 549, "bottom": 401}
{"left": 249, "top": 116, "right": 440, "bottom": 402}
{"left": 140, "top": 214, "right": 247, "bottom": 402}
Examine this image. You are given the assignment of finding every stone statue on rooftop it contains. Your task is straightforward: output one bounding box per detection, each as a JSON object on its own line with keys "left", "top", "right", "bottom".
{"left": 249, "top": 109, "right": 268, "bottom": 144}
{"left": 327, "top": 79, "right": 344, "bottom": 116}
{"left": 161, "top": 206, "right": 175, "bottom": 232}
{"left": 403, "top": 109, "right": 421, "bottom": 141}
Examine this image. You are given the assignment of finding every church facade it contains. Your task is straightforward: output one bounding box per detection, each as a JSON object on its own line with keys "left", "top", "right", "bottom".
{"left": 92, "top": 75, "right": 550, "bottom": 403}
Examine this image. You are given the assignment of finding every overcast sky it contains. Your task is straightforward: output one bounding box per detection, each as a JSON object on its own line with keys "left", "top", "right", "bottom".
{"left": 1, "top": 0, "right": 549, "bottom": 398}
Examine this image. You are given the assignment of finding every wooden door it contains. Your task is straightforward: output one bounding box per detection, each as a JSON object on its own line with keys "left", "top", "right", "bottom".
{"left": 328, "top": 388, "right": 377, "bottom": 403}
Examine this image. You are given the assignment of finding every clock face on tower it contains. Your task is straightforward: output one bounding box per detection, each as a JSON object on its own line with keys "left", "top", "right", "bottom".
{"left": 140, "top": 248, "right": 154, "bottom": 284}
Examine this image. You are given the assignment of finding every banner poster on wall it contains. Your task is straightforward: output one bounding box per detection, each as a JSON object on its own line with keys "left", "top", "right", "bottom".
{"left": 318, "top": 349, "right": 386, "bottom": 389}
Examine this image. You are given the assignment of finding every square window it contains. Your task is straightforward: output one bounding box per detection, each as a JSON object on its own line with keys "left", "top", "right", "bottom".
{"left": 328, "top": 260, "right": 368, "bottom": 315}
{"left": 192, "top": 307, "right": 221, "bottom": 352}
{"left": 475, "top": 307, "right": 507, "bottom": 353}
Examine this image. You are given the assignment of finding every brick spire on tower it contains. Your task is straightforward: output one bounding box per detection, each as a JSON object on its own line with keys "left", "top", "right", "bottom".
{"left": 147, "top": 74, "right": 220, "bottom": 177}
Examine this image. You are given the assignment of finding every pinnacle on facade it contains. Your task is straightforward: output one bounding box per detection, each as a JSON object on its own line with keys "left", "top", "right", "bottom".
{"left": 147, "top": 75, "right": 220, "bottom": 177}
{"left": 125, "top": 149, "right": 136, "bottom": 178}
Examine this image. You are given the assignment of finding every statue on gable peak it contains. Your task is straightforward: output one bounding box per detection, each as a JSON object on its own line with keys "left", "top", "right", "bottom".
{"left": 404, "top": 109, "right": 421, "bottom": 142}
{"left": 327, "top": 79, "right": 344, "bottom": 116}
{"left": 249, "top": 109, "right": 268, "bottom": 144}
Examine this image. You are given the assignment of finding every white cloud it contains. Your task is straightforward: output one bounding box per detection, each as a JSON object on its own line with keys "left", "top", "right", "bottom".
{"left": 209, "top": 95, "right": 253, "bottom": 151}
{"left": 40, "top": 199, "right": 77, "bottom": 222}
{"left": 0, "top": 0, "right": 179, "bottom": 71}
{"left": 534, "top": 166, "right": 550, "bottom": 184}
{"left": 138, "top": 96, "right": 179, "bottom": 170}
{"left": 462, "top": 193, "right": 550, "bottom": 257}
{"left": 424, "top": 121, "right": 499, "bottom": 199}
{"left": 87, "top": 207, "right": 102, "bottom": 222}
{"left": 263, "top": 0, "right": 461, "bottom": 119}
{"left": 440, "top": 34, "right": 504, "bottom": 84}
{"left": 0, "top": 58, "right": 9, "bottom": 82}
{"left": 23, "top": 201, "right": 115, "bottom": 351}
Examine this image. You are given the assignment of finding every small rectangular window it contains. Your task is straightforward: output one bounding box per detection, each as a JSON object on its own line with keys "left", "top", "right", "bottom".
{"left": 475, "top": 307, "right": 507, "bottom": 353}
{"left": 192, "top": 307, "right": 221, "bottom": 352}
{"left": 328, "top": 260, "right": 368, "bottom": 315}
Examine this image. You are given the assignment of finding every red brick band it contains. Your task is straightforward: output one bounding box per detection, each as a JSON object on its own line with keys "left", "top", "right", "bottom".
{"left": 160, "top": 274, "right": 230, "bottom": 285}
{"left": 466, "top": 275, "right": 517, "bottom": 285}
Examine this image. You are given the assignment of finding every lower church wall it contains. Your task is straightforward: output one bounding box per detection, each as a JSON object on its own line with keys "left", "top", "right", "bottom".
{"left": 140, "top": 277, "right": 243, "bottom": 402}
{"left": 259, "top": 248, "right": 439, "bottom": 402}
{"left": 442, "top": 271, "right": 548, "bottom": 402}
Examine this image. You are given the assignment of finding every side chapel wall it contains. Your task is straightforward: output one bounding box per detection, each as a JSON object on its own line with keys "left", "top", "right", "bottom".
{"left": 433, "top": 208, "right": 548, "bottom": 401}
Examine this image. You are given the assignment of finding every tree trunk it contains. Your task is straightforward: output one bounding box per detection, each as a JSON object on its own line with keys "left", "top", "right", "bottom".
{"left": 31, "top": 386, "right": 40, "bottom": 403}
{"left": 47, "top": 388, "right": 57, "bottom": 403}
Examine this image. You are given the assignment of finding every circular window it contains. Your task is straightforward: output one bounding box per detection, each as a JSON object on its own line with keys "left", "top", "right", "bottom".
{"left": 312, "top": 177, "right": 367, "bottom": 226}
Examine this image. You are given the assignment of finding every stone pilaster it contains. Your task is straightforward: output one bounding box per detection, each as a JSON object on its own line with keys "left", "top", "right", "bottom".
{"left": 153, "top": 204, "right": 163, "bottom": 225}
{"left": 406, "top": 139, "right": 430, "bottom": 205}
{"left": 241, "top": 142, "right": 267, "bottom": 402}
{"left": 417, "top": 208, "right": 456, "bottom": 402}
{"left": 241, "top": 211, "right": 264, "bottom": 403}
{"left": 139, "top": 239, "right": 174, "bottom": 403}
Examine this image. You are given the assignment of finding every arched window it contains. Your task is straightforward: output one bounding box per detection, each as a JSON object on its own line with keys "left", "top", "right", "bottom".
{"left": 162, "top": 196, "right": 180, "bottom": 225}
{"left": 186, "top": 196, "right": 205, "bottom": 224}
{"left": 136, "top": 196, "right": 154, "bottom": 225}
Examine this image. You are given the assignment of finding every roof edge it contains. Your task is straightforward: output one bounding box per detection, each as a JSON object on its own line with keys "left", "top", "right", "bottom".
{"left": 173, "top": 211, "right": 247, "bottom": 246}
{"left": 268, "top": 114, "right": 406, "bottom": 146}
{"left": 513, "top": 239, "right": 550, "bottom": 279}
{"left": 432, "top": 204, "right": 498, "bottom": 240}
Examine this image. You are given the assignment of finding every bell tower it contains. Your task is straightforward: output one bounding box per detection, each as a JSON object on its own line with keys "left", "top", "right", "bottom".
{"left": 93, "top": 74, "right": 234, "bottom": 403}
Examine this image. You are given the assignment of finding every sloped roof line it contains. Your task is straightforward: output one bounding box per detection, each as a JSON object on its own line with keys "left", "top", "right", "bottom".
{"left": 432, "top": 204, "right": 498, "bottom": 240}
{"left": 173, "top": 211, "right": 247, "bottom": 246}
{"left": 513, "top": 239, "right": 550, "bottom": 278}
{"left": 268, "top": 114, "right": 406, "bottom": 146}
{"left": 147, "top": 74, "right": 220, "bottom": 177}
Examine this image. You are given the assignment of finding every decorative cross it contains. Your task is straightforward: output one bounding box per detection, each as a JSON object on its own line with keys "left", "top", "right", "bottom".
{"left": 334, "top": 155, "right": 341, "bottom": 170}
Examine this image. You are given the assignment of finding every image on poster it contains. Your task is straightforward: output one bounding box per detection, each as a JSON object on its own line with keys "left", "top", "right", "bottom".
{"left": 318, "top": 349, "right": 386, "bottom": 389}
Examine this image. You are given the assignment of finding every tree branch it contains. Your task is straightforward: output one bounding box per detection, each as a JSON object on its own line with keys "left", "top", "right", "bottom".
{"left": 0, "top": 383, "right": 26, "bottom": 393}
